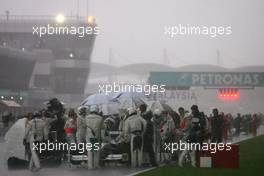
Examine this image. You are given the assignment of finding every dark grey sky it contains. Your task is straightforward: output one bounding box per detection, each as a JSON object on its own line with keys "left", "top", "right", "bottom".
{"left": 1, "top": 0, "right": 264, "bottom": 67}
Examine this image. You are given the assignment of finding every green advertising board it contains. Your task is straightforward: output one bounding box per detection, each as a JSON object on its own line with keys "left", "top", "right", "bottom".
{"left": 149, "top": 72, "right": 264, "bottom": 87}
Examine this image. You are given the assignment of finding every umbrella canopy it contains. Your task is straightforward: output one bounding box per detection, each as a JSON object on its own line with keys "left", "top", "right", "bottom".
{"left": 119, "top": 97, "right": 146, "bottom": 110}
{"left": 81, "top": 93, "right": 118, "bottom": 106}
{"left": 113, "top": 91, "right": 146, "bottom": 99}
{"left": 101, "top": 103, "right": 120, "bottom": 115}
{"left": 110, "top": 91, "right": 147, "bottom": 110}
{"left": 148, "top": 100, "right": 174, "bottom": 113}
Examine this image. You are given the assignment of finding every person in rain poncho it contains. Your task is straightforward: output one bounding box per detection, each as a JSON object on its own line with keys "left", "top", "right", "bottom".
{"left": 85, "top": 105, "right": 104, "bottom": 169}
{"left": 160, "top": 111, "right": 176, "bottom": 163}
{"left": 23, "top": 111, "right": 49, "bottom": 171}
{"left": 124, "top": 107, "right": 146, "bottom": 167}
{"left": 5, "top": 117, "right": 28, "bottom": 162}
{"left": 178, "top": 111, "right": 192, "bottom": 167}
{"left": 116, "top": 109, "right": 129, "bottom": 142}
{"left": 76, "top": 106, "right": 87, "bottom": 143}
{"left": 151, "top": 109, "right": 163, "bottom": 163}
{"left": 24, "top": 113, "right": 34, "bottom": 160}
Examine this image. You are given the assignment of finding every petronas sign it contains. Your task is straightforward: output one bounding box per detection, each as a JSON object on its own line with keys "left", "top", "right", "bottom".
{"left": 149, "top": 72, "right": 264, "bottom": 88}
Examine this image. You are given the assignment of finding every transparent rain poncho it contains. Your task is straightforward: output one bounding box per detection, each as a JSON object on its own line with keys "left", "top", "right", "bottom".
{"left": 4, "top": 118, "right": 27, "bottom": 160}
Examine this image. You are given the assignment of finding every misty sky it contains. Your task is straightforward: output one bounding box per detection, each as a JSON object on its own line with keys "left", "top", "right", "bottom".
{"left": 1, "top": 0, "right": 264, "bottom": 67}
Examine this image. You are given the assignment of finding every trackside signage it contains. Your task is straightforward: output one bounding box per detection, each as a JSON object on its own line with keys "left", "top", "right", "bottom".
{"left": 149, "top": 72, "right": 264, "bottom": 87}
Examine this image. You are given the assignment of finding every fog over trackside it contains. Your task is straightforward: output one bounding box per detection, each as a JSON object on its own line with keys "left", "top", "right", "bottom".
{"left": 1, "top": 0, "right": 264, "bottom": 67}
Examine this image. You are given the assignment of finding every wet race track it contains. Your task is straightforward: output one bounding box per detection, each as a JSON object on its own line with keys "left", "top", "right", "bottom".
{"left": 0, "top": 136, "right": 145, "bottom": 176}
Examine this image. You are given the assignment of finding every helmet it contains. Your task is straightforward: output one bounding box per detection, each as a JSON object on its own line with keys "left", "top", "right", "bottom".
{"left": 153, "top": 108, "right": 161, "bottom": 116}
{"left": 78, "top": 106, "right": 87, "bottom": 116}
{"left": 90, "top": 105, "right": 99, "bottom": 113}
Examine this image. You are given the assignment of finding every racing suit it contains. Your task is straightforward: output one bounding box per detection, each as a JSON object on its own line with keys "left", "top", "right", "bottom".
{"left": 124, "top": 113, "right": 146, "bottom": 167}
{"left": 85, "top": 113, "right": 104, "bottom": 169}
{"left": 76, "top": 115, "right": 87, "bottom": 143}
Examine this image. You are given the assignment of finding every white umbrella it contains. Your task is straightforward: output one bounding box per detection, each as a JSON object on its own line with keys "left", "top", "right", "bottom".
{"left": 118, "top": 97, "right": 146, "bottom": 110}
{"left": 113, "top": 91, "right": 146, "bottom": 100}
{"left": 148, "top": 100, "right": 174, "bottom": 113}
{"left": 113, "top": 91, "right": 147, "bottom": 110}
{"left": 101, "top": 103, "right": 120, "bottom": 115}
{"left": 81, "top": 93, "right": 118, "bottom": 106}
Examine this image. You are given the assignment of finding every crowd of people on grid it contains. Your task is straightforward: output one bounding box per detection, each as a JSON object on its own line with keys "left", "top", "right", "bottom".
{"left": 1, "top": 98, "right": 263, "bottom": 171}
